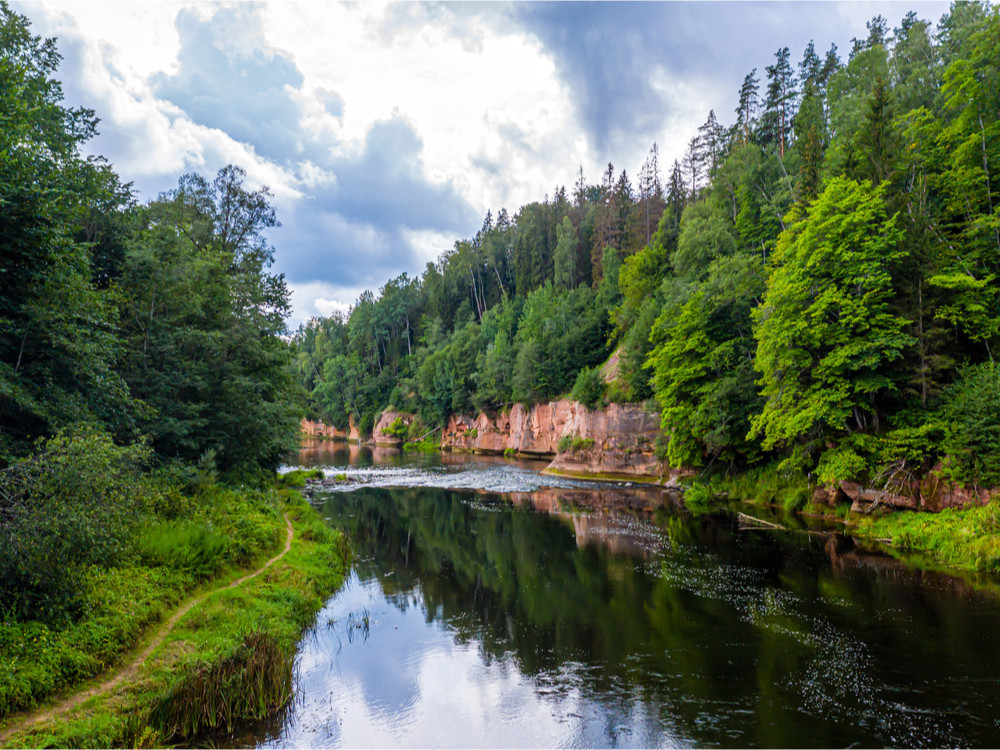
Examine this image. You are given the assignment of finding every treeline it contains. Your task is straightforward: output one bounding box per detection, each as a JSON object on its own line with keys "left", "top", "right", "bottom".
{"left": 0, "top": 2, "right": 301, "bottom": 629}
{"left": 0, "top": 6, "right": 299, "bottom": 473}
{"left": 297, "top": 2, "right": 1000, "bottom": 488}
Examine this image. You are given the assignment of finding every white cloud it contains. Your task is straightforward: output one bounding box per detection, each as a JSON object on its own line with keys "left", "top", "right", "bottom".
{"left": 287, "top": 280, "right": 368, "bottom": 330}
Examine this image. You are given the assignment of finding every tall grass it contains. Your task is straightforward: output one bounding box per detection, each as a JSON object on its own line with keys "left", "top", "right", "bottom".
{"left": 151, "top": 631, "right": 294, "bottom": 739}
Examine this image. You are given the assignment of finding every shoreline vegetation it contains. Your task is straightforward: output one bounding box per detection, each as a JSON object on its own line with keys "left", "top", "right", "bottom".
{"left": 0, "top": 468, "right": 347, "bottom": 749}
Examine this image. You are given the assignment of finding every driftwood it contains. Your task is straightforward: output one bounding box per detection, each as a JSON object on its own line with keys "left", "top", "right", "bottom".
{"left": 411, "top": 425, "right": 441, "bottom": 443}
{"left": 736, "top": 512, "right": 786, "bottom": 530}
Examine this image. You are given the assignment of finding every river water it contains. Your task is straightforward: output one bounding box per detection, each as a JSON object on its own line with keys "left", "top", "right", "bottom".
{"left": 231, "top": 443, "right": 1000, "bottom": 747}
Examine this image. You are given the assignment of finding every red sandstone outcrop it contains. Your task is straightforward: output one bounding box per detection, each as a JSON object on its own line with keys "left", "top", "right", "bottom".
{"left": 838, "top": 463, "right": 991, "bottom": 513}
{"left": 439, "top": 399, "right": 678, "bottom": 481}
{"left": 373, "top": 409, "right": 414, "bottom": 447}
{"left": 300, "top": 415, "right": 362, "bottom": 442}
{"left": 301, "top": 419, "right": 348, "bottom": 440}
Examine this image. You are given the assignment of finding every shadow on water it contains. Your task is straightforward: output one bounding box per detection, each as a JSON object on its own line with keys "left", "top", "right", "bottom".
{"left": 209, "top": 448, "right": 1000, "bottom": 748}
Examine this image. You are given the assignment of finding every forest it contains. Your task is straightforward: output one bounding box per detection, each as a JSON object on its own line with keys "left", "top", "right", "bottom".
{"left": 295, "top": 2, "right": 1000, "bottom": 490}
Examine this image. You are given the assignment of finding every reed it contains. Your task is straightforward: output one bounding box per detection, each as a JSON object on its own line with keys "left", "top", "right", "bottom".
{"left": 150, "top": 631, "right": 293, "bottom": 740}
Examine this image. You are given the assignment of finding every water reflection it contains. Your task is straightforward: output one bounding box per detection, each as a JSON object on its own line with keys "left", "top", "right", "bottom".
{"left": 233, "top": 452, "right": 1000, "bottom": 748}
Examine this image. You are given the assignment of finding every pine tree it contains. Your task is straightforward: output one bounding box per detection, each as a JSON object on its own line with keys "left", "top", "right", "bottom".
{"left": 761, "top": 47, "right": 797, "bottom": 156}
{"left": 735, "top": 68, "right": 760, "bottom": 144}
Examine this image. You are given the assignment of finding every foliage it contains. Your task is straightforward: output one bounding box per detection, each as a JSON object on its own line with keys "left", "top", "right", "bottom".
{"left": 941, "top": 363, "right": 1000, "bottom": 486}
{"left": 557, "top": 435, "right": 595, "bottom": 453}
{"left": 118, "top": 166, "right": 301, "bottom": 474}
{"left": 751, "top": 177, "right": 912, "bottom": 463}
{"left": 0, "top": 427, "right": 151, "bottom": 622}
{"left": 383, "top": 416, "right": 408, "bottom": 438}
{"left": 0, "top": 4, "right": 134, "bottom": 461}
{"left": 571, "top": 365, "right": 605, "bottom": 408}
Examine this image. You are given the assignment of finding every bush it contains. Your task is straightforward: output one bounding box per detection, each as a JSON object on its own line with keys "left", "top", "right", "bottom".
{"left": 383, "top": 416, "right": 408, "bottom": 438}
{"left": 405, "top": 417, "right": 427, "bottom": 443}
{"left": 278, "top": 469, "right": 323, "bottom": 488}
{"left": 0, "top": 427, "right": 152, "bottom": 623}
{"left": 557, "top": 434, "right": 594, "bottom": 453}
{"left": 571, "top": 365, "right": 604, "bottom": 409}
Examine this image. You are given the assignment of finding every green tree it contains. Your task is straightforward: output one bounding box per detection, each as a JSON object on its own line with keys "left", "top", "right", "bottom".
{"left": 0, "top": 4, "right": 133, "bottom": 460}
{"left": 751, "top": 177, "right": 912, "bottom": 464}
{"left": 648, "top": 255, "right": 764, "bottom": 467}
{"left": 553, "top": 215, "right": 578, "bottom": 290}
{"left": 119, "top": 167, "right": 299, "bottom": 473}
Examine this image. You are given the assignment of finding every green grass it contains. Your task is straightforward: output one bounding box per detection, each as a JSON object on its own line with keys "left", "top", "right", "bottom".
{"left": 277, "top": 468, "right": 324, "bottom": 488}
{"left": 708, "top": 463, "right": 813, "bottom": 508}
{"left": 403, "top": 437, "right": 440, "bottom": 453}
{"left": 850, "top": 500, "right": 1000, "bottom": 573}
{"left": 0, "top": 487, "right": 349, "bottom": 748}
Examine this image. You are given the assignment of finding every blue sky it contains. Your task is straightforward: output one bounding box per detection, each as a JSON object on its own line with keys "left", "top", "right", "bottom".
{"left": 20, "top": 1, "right": 951, "bottom": 328}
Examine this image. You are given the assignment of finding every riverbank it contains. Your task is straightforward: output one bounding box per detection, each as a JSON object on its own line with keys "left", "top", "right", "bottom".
{"left": 0, "top": 477, "right": 348, "bottom": 749}
{"left": 692, "top": 466, "right": 1000, "bottom": 575}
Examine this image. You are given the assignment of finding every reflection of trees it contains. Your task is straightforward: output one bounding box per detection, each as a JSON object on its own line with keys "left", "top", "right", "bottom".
{"left": 321, "top": 487, "right": 1000, "bottom": 748}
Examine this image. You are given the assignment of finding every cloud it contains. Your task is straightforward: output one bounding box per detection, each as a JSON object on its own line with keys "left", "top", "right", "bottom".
{"left": 151, "top": 5, "right": 307, "bottom": 163}
{"left": 276, "top": 114, "right": 478, "bottom": 291}
{"left": 512, "top": 1, "right": 951, "bottom": 161}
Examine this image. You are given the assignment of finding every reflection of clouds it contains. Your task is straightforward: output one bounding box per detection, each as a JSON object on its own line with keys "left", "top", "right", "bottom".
{"left": 270, "top": 573, "right": 683, "bottom": 749}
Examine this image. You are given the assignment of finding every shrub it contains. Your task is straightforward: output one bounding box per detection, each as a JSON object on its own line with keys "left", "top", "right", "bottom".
{"left": 0, "top": 427, "right": 152, "bottom": 623}
{"left": 405, "top": 417, "right": 427, "bottom": 443}
{"left": 684, "top": 482, "right": 714, "bottom": 507}
{"left": 278, "top": 469, "right": 323, "bottom": 488}
{"left": 383, "top": 416, "right": 408, "bottom": 438}
{"left": 571, "top": 365, "right": 604, "bottom": 409}
{"left": 557, "top": 434, "right": 594, "bottom": 453}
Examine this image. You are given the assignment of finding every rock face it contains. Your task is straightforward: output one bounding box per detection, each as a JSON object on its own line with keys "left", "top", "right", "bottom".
{"left": 301, "top": 419, "right": 348, "bottom": 440}
{"left": 372, "top": 410, "right": 414, "bottom": 447}
{"left": 300, "top": 416, "right": 362, "bottom": 442}
{"left": 838, "top": 463, "right": 991, "bottom": 513}
{"left": 440, "top": 399, "right": 673, "bottom": 481}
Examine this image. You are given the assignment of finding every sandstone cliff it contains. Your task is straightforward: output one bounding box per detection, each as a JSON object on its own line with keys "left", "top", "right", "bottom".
{"left": 372, "top": 409, "right": 414, "bottom": 447}
{"left": 301, "top": 419, "right": 348, "bottom": 440}
{"left": 300, "top": 416, "right": 361, "bottom": 442}
{"left": 439, "top": 399, "right": 678, "bottom": 481}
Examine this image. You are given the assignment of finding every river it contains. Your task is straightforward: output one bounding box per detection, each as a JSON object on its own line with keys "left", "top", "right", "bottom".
{"left": 223, "top": 443, "right": 1000, "bottom": 748}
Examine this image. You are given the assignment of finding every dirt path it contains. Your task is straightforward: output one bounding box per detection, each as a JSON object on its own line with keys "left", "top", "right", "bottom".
{"left": 0, "top": 514, "right": 294, "bottom": 744}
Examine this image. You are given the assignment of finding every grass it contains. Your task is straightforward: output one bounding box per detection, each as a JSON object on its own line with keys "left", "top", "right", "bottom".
{"left": 0, "top": 486, "right": 349, "bottom": 748}
{"left": 850, "top": 500, "right": 1000, "bottom": 573}
{"left": 677, "top": 462, "right": 1000, "bottom": 575}
{"left": 403, "top": 437, "right": 441, "bottom": 453}
{"left": 277, "top": 468, "right": 324, "bottom": 488}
